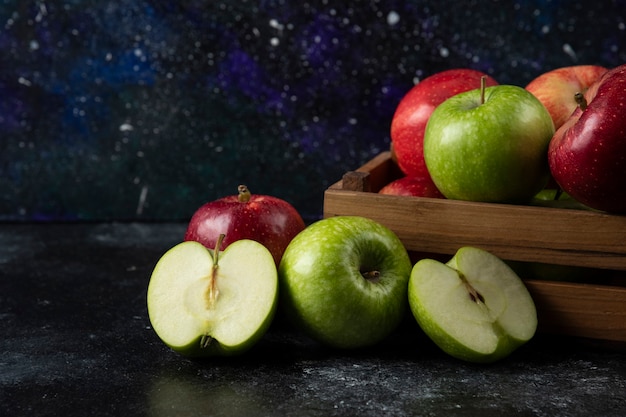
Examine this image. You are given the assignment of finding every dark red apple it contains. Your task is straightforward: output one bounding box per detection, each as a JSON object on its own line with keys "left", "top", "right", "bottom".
{"left": 390, "top": 69, "right": 498, "bottom": 179}
{"left": 548, "top": 64, "right": 626, "bottom": 213}
{"left": 184, "top": 185, "right": 306, "bottom": 265}
{"left": 379, "top": 175, "right": 444, "bottom": 198}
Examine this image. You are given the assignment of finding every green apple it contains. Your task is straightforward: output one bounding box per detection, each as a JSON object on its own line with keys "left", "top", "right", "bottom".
{"left": 278, "top": 216, "right": 412, "bottom": 349}
{"left": 147, "top": 236, "right": 278, "bottom": 357}
{"left": 408, "top": 247, "right": 537, "bottom": 363}
{"left": 529, "top": 188, "right": 591, "bottom": 210}
{"left": 423, "top": 81, "right": 555, "bottom": 203}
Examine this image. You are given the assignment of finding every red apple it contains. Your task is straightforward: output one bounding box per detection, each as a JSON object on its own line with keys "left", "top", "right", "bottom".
{"left": 184, "top": 185, "right": 306, "bottom": 265}
{"left": 379, "top": 175, "right": 444, "bottom": 198}
{"left": 526, "top": 65, "right": 608, "bottom": 130}
{"left": 548, "top": 64, "right": 626, "bottom": 213}
{"left": 390, "top": 69, "right": 498, "bottom": 178}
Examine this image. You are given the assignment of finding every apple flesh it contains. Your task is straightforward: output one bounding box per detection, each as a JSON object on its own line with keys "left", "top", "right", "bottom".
{"left": 408, "top": 247, "right": 537, "bottom": 363}
{"left": 278, "top": 216, "right": 412, "bottom": 349}
{"left": 548, "top": 64, "right": 626, "bottom": 213}
{"left": 424, "top": 83, "right": 555, "bottom": 203}
{"left": 147, "top": 238, "right": 278, "bottom": 357}
{"left": 379, "top": 175, "right": 444, "bottom": 198}
{"left": 526, "top": 65, "right": 607, "bottom": 130}
{"left": 390, "top": 69, "right": 498, "bottom": 179}
{"left": 185, "top": 185, "right": 306, "bottom": 266}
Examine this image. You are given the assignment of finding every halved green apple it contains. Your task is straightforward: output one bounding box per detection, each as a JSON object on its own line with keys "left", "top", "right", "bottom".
{"left": 147, "top": 237, "right": 278, "bottom": 357}
{"left": 408, "top": 246, "right": 537, "bottom": 363}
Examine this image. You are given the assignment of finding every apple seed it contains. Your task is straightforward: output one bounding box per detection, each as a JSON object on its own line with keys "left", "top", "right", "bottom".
{"left": 459, "top": 273, "right": 485, "bottom": 304}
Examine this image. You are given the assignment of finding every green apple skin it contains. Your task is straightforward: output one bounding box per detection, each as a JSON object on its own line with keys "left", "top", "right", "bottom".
{"left": 278, "top": 216, "right": 412, "bottom": 349}
{"left": 529, "top": 188, "right": 591, "bottom": 210}
{"left": 423, "top": 85, "right": 555, "bottom": 203}
{"left": 408, "top": 247, "right": 537, "bottom": 363}
{"left": 147, "top": 240, "right": 278, "bottom": 357}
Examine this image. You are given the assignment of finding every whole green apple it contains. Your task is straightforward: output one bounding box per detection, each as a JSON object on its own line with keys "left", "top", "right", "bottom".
{"left": 278, "top": 216, "right": 412, "bottom": 349}
{"left": 391, "top": 68, "right": 498, "bottom": 179}
{"left": 424, "top": 83, "right": 555, "bottom": 203}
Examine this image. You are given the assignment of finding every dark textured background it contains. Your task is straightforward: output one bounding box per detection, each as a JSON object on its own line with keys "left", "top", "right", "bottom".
{"left": 2, "top": 0, "right": 625, "bottom": 222}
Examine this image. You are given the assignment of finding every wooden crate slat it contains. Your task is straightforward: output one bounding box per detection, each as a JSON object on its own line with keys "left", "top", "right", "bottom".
{"left": 525, "top": 280, "right": 626, "bottom": 342}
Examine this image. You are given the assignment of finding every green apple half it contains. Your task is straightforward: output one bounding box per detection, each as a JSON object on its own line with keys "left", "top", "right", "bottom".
{"left": 279, "top": 216, "right": 412, "bottom": 349}
{"left": 147, "top": 238, "right": 278, "bottom": 357}
{"left": 408, "top": 247, "right": 537, "bottom": 363}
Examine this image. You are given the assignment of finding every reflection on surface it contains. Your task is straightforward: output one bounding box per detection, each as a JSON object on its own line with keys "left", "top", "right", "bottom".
{"left": 147, "top": 372, "right": 270, "bottom": 417}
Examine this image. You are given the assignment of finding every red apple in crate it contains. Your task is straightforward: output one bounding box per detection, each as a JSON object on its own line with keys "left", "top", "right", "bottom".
{"left": 390, "top": 69, "right": 498, "bottom": 179}
{"left": 379, "top": 175, "right": 444, "bottom": 198}
{"left": 548, "top": 64, "right": 626, "bottom": 213}
{"left": 526, "top": 65, "right": 608, "bottom": 129}
{"left": 185, "top": 185, "right": 306, "bottom": 265}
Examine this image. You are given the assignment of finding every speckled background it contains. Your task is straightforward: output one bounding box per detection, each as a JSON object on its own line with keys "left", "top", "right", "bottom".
{"left": 2, "top": 1, "right": 625, "bottom": 222}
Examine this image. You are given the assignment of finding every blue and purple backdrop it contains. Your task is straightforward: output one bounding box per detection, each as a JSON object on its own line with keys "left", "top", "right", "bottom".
{"left": 1, "top": 1, "right": 625, "bottom": 222}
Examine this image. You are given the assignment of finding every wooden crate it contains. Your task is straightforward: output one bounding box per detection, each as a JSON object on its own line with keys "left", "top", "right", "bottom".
{"left": 323, "top": 151, "right": 626, "bottom": 343}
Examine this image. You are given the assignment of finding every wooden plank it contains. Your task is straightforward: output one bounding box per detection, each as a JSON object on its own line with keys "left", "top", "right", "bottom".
{"left": 351, "top": 150, "right": 403, "bottom": 192}
{"left": 342, "top": 171, "right": 371, "bottom": 192}
{"left": 324, "top": 189, "right": 626, "bottom": 270}
{"left": 525, "top": 280, "right": 626, "bottom": 342}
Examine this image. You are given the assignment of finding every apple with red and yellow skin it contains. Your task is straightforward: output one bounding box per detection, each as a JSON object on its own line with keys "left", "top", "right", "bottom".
{"left": 390, "top": 69, "right": 498, "bottom": 179}
{"left": 526, "top": 65, "right": 608, "bottom": 130}
{"left": 548, "top": 64, "right": 626, "bottom": 213}
{"left": 379, "top": 175, "right": 445, "bottom": 198}
{"left": 185, "top": 185, "right": 306, "bottom": 265}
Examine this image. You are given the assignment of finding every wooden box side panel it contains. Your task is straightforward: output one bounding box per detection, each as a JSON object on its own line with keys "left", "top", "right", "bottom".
{"left": 325, "top": 152, "right": 626, "bottom": 271}
{"left": 525, "top": 280, "right": 626, "bottom": 342}
{"left": 324, "top": 189, "right": 626, "bottom": 270}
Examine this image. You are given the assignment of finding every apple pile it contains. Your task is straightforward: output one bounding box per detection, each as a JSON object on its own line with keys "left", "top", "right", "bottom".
{"left": 148, "top": 194, "right": 537, "bottom": 362}
{"left": 143, "top": 64, "right": 626, "bottom": 362}
{"left": 388, "top": 64, "right": 626, "bottom": 213}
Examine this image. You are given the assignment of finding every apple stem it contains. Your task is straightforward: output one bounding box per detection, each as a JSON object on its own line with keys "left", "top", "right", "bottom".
{"left": 238, "top": 185, "right": 252, "bottom": 203}
{"left": 574, "top": 92, "right": 588, "bottom": 111}
{"left": 200, "top": 334, "right": 214, "bottom": 349}
{"left": 554, "top": 187, "right": 563, "bottom": 201}
{"left": 480, "top": 76, "right": 487, "bottom": 105}
{"left": 361, "top": 269, "right": 381, "bottom": 282}
{"left": 207, "top": 234, "right": 226, "bottom": 308}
